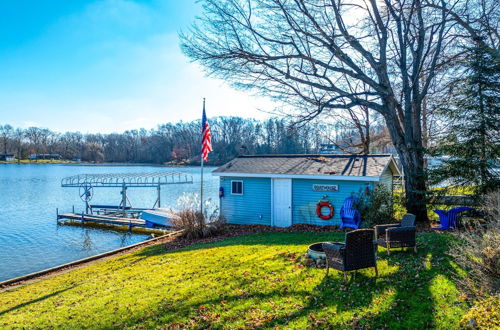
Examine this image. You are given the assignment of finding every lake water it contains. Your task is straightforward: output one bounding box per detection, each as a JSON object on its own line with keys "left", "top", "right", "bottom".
{"left": 0, "top": 164, "right": 218, "bottom": 282}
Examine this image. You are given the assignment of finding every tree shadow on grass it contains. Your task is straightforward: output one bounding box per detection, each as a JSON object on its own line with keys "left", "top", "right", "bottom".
{"left": 0, "top": 285, "right": 78, "bottom": 317}
{"left": 82, "top": 232, "right": 462, "bottom": 328}
{"left": 126, "top": 233, "right": 464, "bottom": 328}
{"left": 111, "top": 271, "right": 378, "bottom": 328}
{"left": 344, "top": 233, "right": 464, "bottom": 328}
{"left": 135, "top": 231, "right": 347, "bottom": 258}
{"left": 261, "top": 235, "right": 463, "bottom": 328}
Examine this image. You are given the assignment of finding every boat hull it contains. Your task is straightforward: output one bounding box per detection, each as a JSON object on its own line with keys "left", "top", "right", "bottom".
{"left": 140, "top": 209, "right": 171, "bottom": 227}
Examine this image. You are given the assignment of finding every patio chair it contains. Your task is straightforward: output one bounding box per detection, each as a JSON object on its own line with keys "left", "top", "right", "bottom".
{"left": 340, "top": 196, "right": 362, "bottom": 229}
{"left": 375, "top": 213, "right": 416, "bottom": 255}
{"left": 433, "top": 206, "right": 473, "bottom": 230}
{"left": 322, "top": 229, "right": 377, "bottom": 281}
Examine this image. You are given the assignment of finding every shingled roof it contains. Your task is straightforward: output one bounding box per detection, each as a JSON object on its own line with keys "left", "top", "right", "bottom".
{"left": 213, "top": 154, "right": 398, "bottom": 178}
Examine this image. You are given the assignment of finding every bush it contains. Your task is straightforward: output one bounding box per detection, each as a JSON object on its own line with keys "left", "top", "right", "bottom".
{"left": 460, "top": 295, "right": 500, "bottom": 329}
{"left": 169, "top": 193, "right": 226, "bottom": 239}
{"left": 482, "top": 191, "right": 499, "bottom": 223}
{"left": 355, "top": 185, "right": 395, "bottom": 227}
{"left": 450, "top": 191, "right": 500, "bottom": 299}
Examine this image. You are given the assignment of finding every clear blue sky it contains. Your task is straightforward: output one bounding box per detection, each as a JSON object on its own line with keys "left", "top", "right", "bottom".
{"left": 0, "top": 0, "right": 272, "bottom": 133}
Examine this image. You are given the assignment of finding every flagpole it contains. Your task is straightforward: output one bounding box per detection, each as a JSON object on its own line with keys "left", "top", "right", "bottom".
{"left": 200, "top": 154, "right": 204, "bottom": 216}
{"left": 200, "top": 98, "right": 205, "bottom": 216}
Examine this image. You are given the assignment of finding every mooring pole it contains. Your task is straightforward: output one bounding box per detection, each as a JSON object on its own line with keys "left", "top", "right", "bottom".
{"left": 157, "top": 185, "right": 161, "bottom": 208}
{"left": 121, "top": 183, "right": 127, "bottom": 215}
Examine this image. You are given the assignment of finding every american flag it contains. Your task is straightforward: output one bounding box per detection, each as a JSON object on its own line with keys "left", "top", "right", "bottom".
{"left": 201, "top": 101, "right": 213, "bottom": 162}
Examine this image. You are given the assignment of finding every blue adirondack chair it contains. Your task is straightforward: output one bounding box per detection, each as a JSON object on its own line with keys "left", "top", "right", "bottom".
{"left": 340, "top": 196, "right": 362, "bottom": 229}
{"left": 433, "top": 206, "right": 473, "bottom": 230}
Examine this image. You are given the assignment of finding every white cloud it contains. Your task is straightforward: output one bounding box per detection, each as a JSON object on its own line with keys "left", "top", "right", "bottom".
{"left": 21, "top": 121, "right": 42, "bottom": 128}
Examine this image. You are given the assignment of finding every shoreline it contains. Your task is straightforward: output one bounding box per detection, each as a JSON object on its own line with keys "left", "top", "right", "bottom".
{"left": 0, "top": 161, "right": 219, "bottom": 167}
{"left": 0, "top": 224, "right": 340, "bottom": 290}
{"left": 0, "top": 231, "right": 181, "bottom": 290}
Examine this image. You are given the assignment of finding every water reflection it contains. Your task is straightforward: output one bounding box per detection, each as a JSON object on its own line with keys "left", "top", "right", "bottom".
{"left": 81, "top": 229, "right": 95, "bottom": 252}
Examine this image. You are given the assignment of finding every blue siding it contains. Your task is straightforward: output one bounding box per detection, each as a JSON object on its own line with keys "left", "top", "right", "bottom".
{"left": 292, "top": 179, "right": 373, "bottom": 226}
{"left": 219, "top": 177, "right": 271, "bottom": 225}
{"left": 218, "top": 176, "right": 376, "bottom": 227}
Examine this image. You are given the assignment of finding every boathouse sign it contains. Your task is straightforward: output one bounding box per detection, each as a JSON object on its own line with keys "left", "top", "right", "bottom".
{"left": 312, "top": 184, "right": 339, "bottom": 192}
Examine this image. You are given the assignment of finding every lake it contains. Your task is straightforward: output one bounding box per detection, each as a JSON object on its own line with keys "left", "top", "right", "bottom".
{"left": 0, "top": 164, "right": 218, "bottom": 282}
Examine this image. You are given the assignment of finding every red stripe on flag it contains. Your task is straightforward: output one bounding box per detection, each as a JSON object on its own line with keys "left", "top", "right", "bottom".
{"left": 202, "top": 123, "right": 212, "bottom": 162}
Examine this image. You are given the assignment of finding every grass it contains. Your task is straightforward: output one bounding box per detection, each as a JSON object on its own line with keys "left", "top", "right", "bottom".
{"left": 0, "top": 232, "right": 468, "bottom": 329}
{"left": 392, "top": 187, "right": 476, "bottom": 221}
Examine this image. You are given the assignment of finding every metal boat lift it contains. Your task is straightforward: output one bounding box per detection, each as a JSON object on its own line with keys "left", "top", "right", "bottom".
{"left": 61, "top": 171, "right": 193, "bottom": 216}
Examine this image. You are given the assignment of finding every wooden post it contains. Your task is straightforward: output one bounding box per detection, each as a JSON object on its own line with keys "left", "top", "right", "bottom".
{"left": 121, "top": 183, "right": 127, "bottom": 215}
{"left": 157, "top": 185, "right": 161, "bottom": 208}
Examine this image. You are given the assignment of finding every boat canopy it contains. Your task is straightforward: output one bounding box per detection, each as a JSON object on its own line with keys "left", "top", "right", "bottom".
{"left": 61, "top": 171, "right": 193, "bottom": 188}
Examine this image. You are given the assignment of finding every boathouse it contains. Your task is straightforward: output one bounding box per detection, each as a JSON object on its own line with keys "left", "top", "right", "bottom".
{"left": 0, "top": 153, "right": 15, "bottom": 161}
{"left": 212, "top": 154, "right": 400, "bottom": 227}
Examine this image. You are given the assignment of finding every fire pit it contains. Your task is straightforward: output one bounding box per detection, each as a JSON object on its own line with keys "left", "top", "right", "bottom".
{"left": 307, "top": 242, "right": 327, "bottom": 260}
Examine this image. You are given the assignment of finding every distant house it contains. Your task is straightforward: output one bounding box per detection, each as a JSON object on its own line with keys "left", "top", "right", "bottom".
{"left": 319, "top": 144, "right": 343, "bottom": 155}
{"left": 212, "top": 154, "right": 400, "bottom": 227}
{"left": 0, "top": 153, "right": 15, "bottom": 161}
{"left": 28, "top": 153, "right": 62, "bottom": 160}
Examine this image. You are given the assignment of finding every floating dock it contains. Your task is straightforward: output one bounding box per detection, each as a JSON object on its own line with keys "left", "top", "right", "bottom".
{"left": 57, "top": 213, "right": 147, "bottom": 228}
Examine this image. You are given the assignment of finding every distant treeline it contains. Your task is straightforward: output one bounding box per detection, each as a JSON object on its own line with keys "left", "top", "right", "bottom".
{"left": 0, "top": 117, "right": 393, "bottom": 165}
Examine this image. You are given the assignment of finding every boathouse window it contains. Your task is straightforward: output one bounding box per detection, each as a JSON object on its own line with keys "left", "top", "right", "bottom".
{"left": 231, "top": 181, "right": 243, "bottom": 195}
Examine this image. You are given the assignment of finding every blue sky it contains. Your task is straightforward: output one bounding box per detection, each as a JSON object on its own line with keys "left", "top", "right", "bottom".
{"left": 0, "top": 0, "right": 272, "bottom": 133}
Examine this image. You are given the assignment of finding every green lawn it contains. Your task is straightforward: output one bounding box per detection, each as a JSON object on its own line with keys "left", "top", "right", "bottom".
{"left": 0, "top": 232, "right": 468, "bottom": 329}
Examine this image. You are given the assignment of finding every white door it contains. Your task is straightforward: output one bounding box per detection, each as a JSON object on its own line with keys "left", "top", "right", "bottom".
{"left": 273, "top": 179, "right": 292, "bottom": 227}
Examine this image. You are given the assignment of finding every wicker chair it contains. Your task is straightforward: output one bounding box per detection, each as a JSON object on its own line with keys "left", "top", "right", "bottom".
{"left": 375, "top": 213, "right": 416, "bottom": 255}
{"left": 322, "top": 229, "right": 377, "bottom": 281}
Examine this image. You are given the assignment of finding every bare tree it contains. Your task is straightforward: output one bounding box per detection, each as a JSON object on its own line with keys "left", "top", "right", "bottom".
{"left": 84, "top": 142, "right": 104, "bottom": 162}
{"left": 430, "top": 0, "right": 499, "bottom": 54}
{"left": 24, "top": 127, "right": 47, "bottom": 154}
{"left": 180, "top": 0, "right": 464, "bottom": 220}
{"left": 12, "top": 128, "right": 25, "bottom": 159}
{"left": 0, "top": 124, "right": 13, "bottom": 153}
{"left": 323, "top": 102, "right": 383, "bottom": 155}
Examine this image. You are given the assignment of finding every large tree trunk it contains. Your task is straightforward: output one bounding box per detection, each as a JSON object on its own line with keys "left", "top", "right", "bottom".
{"left": 384, "top": 109, "right": 429, "bottom": 222}
{"left": 398, "top": 147, "right": 429, "bottom": 222}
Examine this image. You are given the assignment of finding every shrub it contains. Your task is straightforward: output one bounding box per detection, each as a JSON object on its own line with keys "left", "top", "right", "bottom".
{"left": 355, "top": 185, "right": 395, "bottom": 227}
{"left": 450, "top": 191, "right": 500, "bottom": 299}
{"left": 482, "top": 190, "right": 499, "bottom": 223}
{"left": 460, "top": 294, "right": 500, "bottom": 329}
{"left": 169, "top": 193, "right": 226, "bottom": 239}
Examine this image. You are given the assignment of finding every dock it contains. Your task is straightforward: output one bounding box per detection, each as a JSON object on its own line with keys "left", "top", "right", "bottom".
{"left": 58, "top": 213, "right": 147, "bottom": 228}
{"left": 58, "top": 171, "right": 192, "bottom": 232}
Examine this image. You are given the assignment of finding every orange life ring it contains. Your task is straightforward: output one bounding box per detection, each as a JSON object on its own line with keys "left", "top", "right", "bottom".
{"left": 316, "top": 201, "right": 334, "bottom": 220}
